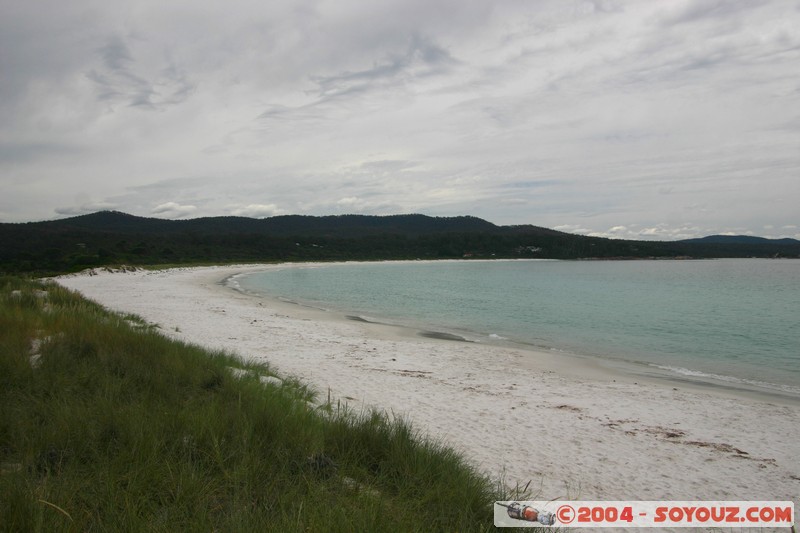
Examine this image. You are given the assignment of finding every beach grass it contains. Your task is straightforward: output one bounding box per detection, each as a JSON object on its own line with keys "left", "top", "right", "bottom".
{"left": 0, "top": 276, "right": 537, "bottom": 532}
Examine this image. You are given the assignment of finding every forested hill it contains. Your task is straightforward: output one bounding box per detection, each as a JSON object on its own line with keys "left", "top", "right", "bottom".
{"left": 679, "top": 235, "right": 800, "bottom": 245}
{"left": 1, "top": 211, "right": 798, "bottom": 273}
{"left": 30, "top": 211, "right": 509, "bottom": 237}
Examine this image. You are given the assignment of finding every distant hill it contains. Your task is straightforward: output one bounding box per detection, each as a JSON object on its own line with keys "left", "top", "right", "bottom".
{"left": 33, "top": 211, "right": 506, "bottom": 237}
{"left": 1, "top": 211, "right": 798, "bottom": 274}
{"left": 678, "top": 235, "right": 800, "bottom": 245}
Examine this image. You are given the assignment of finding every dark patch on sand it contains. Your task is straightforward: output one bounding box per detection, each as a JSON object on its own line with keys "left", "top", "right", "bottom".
{"left": 418, "top": 331, "right": 473, "bottom": 342}
{"left": 346, "top": 315, "right": 374, "bottom": 323}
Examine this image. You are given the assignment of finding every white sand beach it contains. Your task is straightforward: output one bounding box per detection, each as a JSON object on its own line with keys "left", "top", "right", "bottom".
{"left": 57, "top": 264, "right": 799, "bottom": 526}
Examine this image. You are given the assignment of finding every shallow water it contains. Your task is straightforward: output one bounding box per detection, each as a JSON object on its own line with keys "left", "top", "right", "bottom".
{"left": 233, "top": 259, "right": 800, "bottom": 398}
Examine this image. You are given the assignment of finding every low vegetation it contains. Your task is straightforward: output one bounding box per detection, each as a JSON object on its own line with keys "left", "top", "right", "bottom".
{"left": 2, "top": 211, "right": 797, "bottom": 274}
{"left": 0, "top": 277, "right": 536, "bottom": 532}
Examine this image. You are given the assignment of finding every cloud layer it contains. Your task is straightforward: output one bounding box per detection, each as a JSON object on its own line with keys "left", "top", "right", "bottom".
{"left": 1, "top": 0, "right": 798, "bottom": 239}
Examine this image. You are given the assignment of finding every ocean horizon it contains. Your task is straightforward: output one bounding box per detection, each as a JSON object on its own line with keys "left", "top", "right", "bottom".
{"left": 231, "top": 259, "right": 800, "bottom": 400}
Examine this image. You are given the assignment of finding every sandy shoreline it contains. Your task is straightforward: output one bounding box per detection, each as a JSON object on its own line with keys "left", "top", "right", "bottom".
{"left": 56, "top": 264, "right": 799, "bottom": 528}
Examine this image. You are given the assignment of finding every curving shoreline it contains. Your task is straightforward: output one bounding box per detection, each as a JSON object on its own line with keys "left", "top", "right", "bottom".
{"left": 225, "top": 259, "right": 800, "bottom": 403}
{"left": 56, "top": 263, "right": 800, "bottom": 523}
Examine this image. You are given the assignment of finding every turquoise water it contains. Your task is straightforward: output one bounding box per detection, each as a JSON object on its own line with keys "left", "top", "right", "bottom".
{"left": 232, "top": 259, "right": 800, "bottom": 398}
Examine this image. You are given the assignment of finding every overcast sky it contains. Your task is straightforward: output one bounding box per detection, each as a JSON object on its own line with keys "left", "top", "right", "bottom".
{"left": 1, "top": 0, "right": 798, "bottom": 240}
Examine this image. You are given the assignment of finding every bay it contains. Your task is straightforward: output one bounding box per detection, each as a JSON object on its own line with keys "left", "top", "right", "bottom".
{"left": 232, "top": 259, "right": 800, "bottom": 398}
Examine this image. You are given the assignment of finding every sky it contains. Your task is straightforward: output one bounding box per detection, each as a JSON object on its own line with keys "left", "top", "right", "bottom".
{"left": 1, "top": 0, "right": 798, "bottom": 240}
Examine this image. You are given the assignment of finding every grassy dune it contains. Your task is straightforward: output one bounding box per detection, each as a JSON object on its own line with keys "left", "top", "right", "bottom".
{"left": 0, "top": 277, "right": 535, "bottom": 532}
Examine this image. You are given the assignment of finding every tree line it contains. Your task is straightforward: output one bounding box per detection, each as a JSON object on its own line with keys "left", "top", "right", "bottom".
{"left": 1, "top": 211, "right": 797, "bottom": 274}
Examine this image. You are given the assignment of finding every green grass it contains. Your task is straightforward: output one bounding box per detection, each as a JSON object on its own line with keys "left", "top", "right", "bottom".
{"left": 0, "top": 276, "right": 535, "bottom": 532}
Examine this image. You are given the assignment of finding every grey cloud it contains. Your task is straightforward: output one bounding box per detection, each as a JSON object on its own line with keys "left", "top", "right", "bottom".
{"left": 304, "top": 194, "right": 403, "bottom": 216}
{"left": 311, "top": 33, "right": 458, "bottom": 101}
{"left": 89, "top": 36, "right": 151, "bottom": 104}
{"left": 55, "top": 201, "right": 118, "bottom": 217}
{"left": 151, "top": 202, "right": 197, "bottom": 218}
{"left": 230, "top": 204, "right": 285, "bottom": 218}
{"left": 503, "top": 180, "right": 563, "bottom": 190}
{"left": 124, "top": 176, "right": 218, "bottom": 195}
{"left": 98, "top": 35, "right": 134, "bottom": 72}
{"left": 659, "top": 0, "right": 769, "bottom": 27}
{"left": 583, "top": 0, "right": 625, "bottom": 14}
{"left": 0, "top": 0, "right": 797, "bottom": 239}
{"left": 87, "top": 35, "right": 195, "bottom": 110}
{"left": 257, "top": 103, "right": 330, "bottom": 123}
{"left": 101, "top": 177, "right": 217, "bottom": 218}
{"left": 356, "top": 159, "right": 419, "bottom": 173}
{"left": 0, "top": 141, "right": 79, "bottom": 164}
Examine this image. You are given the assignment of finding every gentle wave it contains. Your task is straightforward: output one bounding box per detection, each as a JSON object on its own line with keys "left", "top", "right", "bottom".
{"left": 651, "top": 364, "right": 800, "bottom": 396}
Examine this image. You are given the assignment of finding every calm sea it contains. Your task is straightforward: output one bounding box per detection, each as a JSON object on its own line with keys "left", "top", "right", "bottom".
{"left": 231, "top": 259, "right": 800, "bottom": 399}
